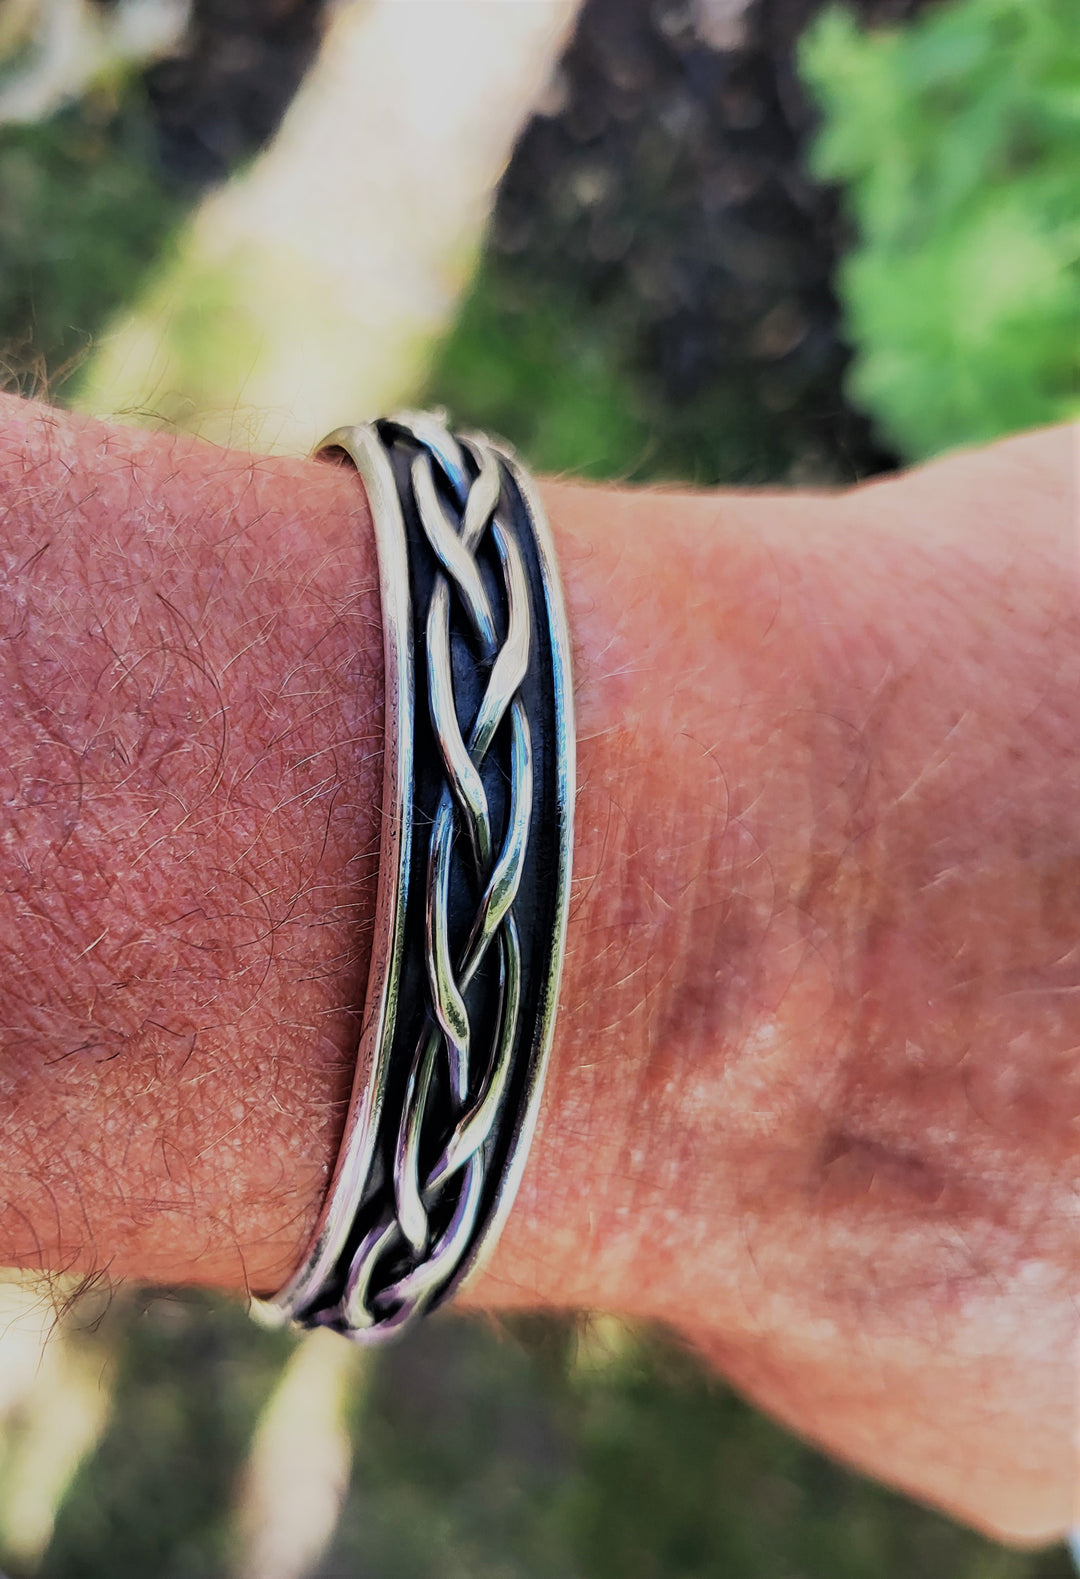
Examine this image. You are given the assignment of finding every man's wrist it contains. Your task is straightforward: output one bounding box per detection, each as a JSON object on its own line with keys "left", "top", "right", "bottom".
{"left": 466, "top": 475, "right": 854, "bottom": 1317}
{"left": 0, "top": 396, "right": 801, "bottom": 1306}
{"left": 0, "top": 395, "right": 1076, "bottom": 1538}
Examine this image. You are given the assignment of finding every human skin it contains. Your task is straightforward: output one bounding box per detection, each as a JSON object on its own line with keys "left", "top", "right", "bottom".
{"left": 0, "top": 393, "right": 1075, "bottom": 1542}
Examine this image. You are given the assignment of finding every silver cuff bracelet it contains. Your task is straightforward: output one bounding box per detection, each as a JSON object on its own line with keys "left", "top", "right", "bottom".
{"left": 255, "top": 412, "right": 575, "bottom": 1342}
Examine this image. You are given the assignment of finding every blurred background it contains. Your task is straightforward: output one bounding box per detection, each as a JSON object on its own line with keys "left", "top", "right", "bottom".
{"left": 0, "top": 0, "right": 1077, "bottom": 1573}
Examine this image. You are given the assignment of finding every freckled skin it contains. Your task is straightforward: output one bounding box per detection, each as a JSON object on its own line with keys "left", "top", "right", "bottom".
{"left": 0, "top": 395, "right": 1076, "bottom": 1542}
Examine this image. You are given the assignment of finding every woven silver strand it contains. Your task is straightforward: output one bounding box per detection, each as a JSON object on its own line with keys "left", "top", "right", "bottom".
{"left": 256, "top": 412, "right": 574, "bottom": 1342}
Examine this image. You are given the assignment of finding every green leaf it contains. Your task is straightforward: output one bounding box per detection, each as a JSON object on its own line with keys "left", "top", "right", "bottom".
{"left": 800, "top": 0, "right": 1080, "bottom": 460}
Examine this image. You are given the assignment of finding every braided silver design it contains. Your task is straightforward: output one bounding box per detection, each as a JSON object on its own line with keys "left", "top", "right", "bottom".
{"left": 255, "top": 412, "right": 574, "bottom": 1342}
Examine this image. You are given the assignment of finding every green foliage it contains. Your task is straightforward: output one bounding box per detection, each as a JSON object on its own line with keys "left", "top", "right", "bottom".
{"left": 424, "top": 266, "right": 653, "bottom": 484}
{"left": 0, "top": 92, "right": 183, "bottom": 395}
{"left": 801, "top": 0, "right": 1080, "bottom": 460}
{"left": 30, "top": 1301, "right": 1070, "bottom": 1579}
{"left": 42, "top": 1291, "right": 295, "bottom": 1579}
{"left": 425, "top": 260, "right": 822, "bottom": 488}
{"left": 322, "top": 1318, "right": 1068, "bottom": 1579}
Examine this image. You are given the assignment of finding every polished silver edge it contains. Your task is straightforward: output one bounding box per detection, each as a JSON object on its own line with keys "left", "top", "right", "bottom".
{"left": 252, "top": 423, "right": 414, "bottom": 1329}
{"left": 448, "top": 435, "right": 576, "bottom": 1299}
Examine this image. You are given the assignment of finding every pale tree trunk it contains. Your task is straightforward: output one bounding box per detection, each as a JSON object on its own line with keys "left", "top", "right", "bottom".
{"left": 77, "top": 0, "right": 581, "bottom": 454}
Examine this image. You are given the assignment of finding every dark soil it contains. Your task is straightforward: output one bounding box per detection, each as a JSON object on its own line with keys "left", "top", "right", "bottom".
{"left": 141, "top": 0, "right": 329, "bottom": 188}
{"left": 492, "top": 0, "right": 943, "bottom": 482}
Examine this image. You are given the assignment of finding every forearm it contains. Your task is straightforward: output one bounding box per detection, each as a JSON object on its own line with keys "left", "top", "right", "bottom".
{"left": 0, "top": 394, "right": 383, "bottom": 1290}
{"left": 0, "top": 396, "right": 1075, "bottom": 1538}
